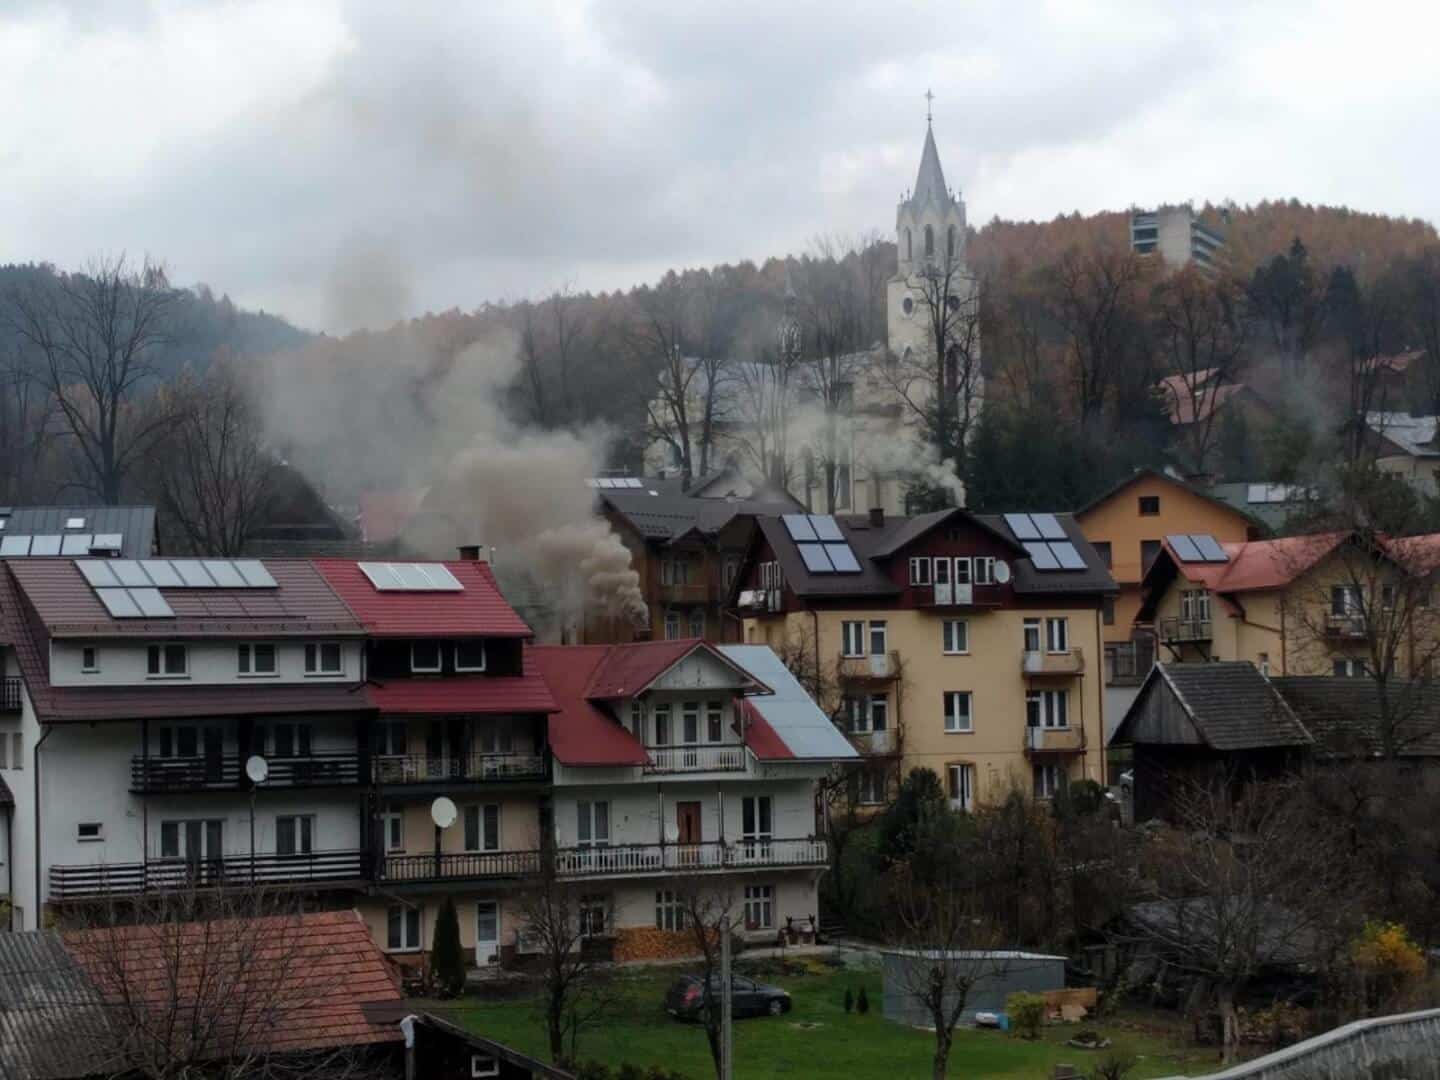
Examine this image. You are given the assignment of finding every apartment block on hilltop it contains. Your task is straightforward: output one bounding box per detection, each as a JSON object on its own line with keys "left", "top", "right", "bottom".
{"left": 1130, "top": 206, "right": 1226, "bottom": 271}
{"left": 731, "top": 508, "right": 1114, "bottom": 811}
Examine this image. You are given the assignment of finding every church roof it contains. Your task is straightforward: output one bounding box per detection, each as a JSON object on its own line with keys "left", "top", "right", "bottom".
{"left": 912, "top": 124, "right": 949, "bottom": 206}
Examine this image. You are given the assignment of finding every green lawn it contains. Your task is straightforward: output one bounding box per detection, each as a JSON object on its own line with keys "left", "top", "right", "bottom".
{"left": 415, "top": 961, "right": 1217, "bottom": 1079}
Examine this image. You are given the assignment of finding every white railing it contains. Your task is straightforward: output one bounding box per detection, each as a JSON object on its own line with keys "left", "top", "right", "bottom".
{"left": 554, "top": 838, "right": 828, "bottom": 878}
{"left": 643, "top": 745, "right": 748, "bottom": 774}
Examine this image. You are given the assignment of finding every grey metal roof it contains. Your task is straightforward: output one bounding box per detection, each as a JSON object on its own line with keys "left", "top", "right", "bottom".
{"left": 717, "top": 645, "right": 857, "bottom": 761}
{"left": 0, "top": 505, "right": 155, "bottom": 560}
{"left": 1366, "top": 411, "right": 1440, "bottom": 457}
{"left": 0, "top": 931, "right": 117, "bottom": 1080}
{"left": 909, "top": 124, "right": 950, "bottom": 207}
{"left": 1209, "top": 483, "right": 1310, "bottom": 534}
{"left": 1117, "top": 662, "right": 1312, "bottom": 751}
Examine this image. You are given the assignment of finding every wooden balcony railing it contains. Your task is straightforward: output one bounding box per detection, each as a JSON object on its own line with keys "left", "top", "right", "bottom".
{"left": 49, "top": 849, "right": 366, "bottom": 900}
{"left": 130, "top": 752, "right": 362, "bottom": 793}
{"left": 372, "top": 753, "right": 547, "bottom": 785}
{"left": 378, "top": 849, "right": 542, "bottom": 884}
{"left": 1, "top": 676, "right": 22, "bottom": 713}
{"left": 1159, "top": 616, "right": 1212, "bottom": 643}
{"left": 1021, "top": 648, "right": 1086, "bottom": 677}
{"left": 642, "top": 745, "right": 747, "bottom": 774}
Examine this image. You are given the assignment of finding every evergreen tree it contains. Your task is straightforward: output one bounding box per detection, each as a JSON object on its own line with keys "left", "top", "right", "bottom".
{"left": 431, "top": 895, "right": 467, "bottom": 998}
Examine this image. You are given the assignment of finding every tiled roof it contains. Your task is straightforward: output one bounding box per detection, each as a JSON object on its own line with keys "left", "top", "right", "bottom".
{"left": 1273, "top": 677, "right": 1440, "bottom": 758}
{"left": 43, "top": 683, "right": 374, "bottom": 724}
{"left": 0, "top": 504, "right": 156, "bottom": 559}
{"left": 314, "top": 559, "right": 533, "bottom": 638}
{"left": 527, "top": 645, "right": 648, "bottom": 766}
{"left": 0, "top": 930, "right": 117, "bottom": 1079}
{"left": 367, "top": 667, "right": 558, "bottom": 715}
{"left": 64, "top": 910, "right": 403, "bottom": 1060}
{"left": 7, "top": 558, "right": 363, "bottom": 639}
{"left": 600, "top": 488, "right": 797, "bottom": 544}
{"left": 1117, "top": 662, "right": 1311, "bottom": 751}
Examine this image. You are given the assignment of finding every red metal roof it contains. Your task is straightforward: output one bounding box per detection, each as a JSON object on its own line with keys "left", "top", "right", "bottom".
{"left": 740, "top": 699, "right": 794, "bottom": 761}
{"left": 313, "top": 559, "right": 533, "bottom": 638}
{"left": 45, "top": 683, "right": 373, "bottom": 724}
{"left": 64, "top": 910, "right": 402, "bottom": 1058}
{"left": 581, "top": 638, "right": 764, "bottom": 699}
{"left": 528, "top": 645, "right": 648, "bottom": 766}
{"left": 367, "top": 667, "right": 557, "bottom": 715}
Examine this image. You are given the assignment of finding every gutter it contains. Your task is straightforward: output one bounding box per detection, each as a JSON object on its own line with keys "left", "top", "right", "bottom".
{"left": 4, "top": 803, "right": 11, "bottom": 931}
{"left": 33, "top": 722, "right": 52, "bottom": 929}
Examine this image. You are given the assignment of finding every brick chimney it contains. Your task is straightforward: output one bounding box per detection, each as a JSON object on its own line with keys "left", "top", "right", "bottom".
{"left": 869, "top": 507, "right": 885, "bottom": 528}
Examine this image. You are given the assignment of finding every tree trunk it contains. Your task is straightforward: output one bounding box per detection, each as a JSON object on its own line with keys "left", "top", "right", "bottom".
{"left": 1217, "top": 983, "right": 1240, "bottom": 1064}
{"left": 547, "top": 1001, "right": 565, "bottom": 1063}
{"left": 931, "top": 1022, "right": 952, "bottom": 1080}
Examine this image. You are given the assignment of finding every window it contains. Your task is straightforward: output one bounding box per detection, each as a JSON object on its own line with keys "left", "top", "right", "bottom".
{"left": 1257, "top": 652, "right": 1270, "bottom": 677}
{"left": 146, "top": 643, "right": 188, "bottom": 677}
{"left": 387, "top": 904, "right": 421, "bottom": 951}
{"left": 947, "top": 763, "right": 974, "bottom": 811}
{"left": 1381, "top": 585, "right": 1397, "bottom": 611}
{"left": 841, "top": 621, "right": 865, "bottom": 658}
{"left": 681, "top": 703, "right": 699, "bottom": 748}
{"left": 237, "top": 643, "right": 277, "bottom": 676}
{"left": 661, "top": 557, "right": 694, "bottom": 586}
{"left": 1333, "top": 657, "right": 1365, "bottom": 677}
{"left": 455, "top": 640, "right": 487, "bottom": 671}
{"left": 159, "top": 725, "right": 201, "bottom": 758}
{"left": 1027, "top": 689, "right": 1069, "bottom": 729}
{"left": 1331, "top": 585, "right": 1362, "bottom": 617}
{"left": 81, "top": 646, "right": 99, "bottom": 673}
{"left": 382, "top": 803, "right": 404, "bottom": 852}
{"left": 855, "top": 768, "right": 885, "bottom": 805}
{"left": 744, "top": 884, "right": 774, "bottom": 930}
{"left": 378, "top": 721, "right": 406, "bottom": 756}
{"left": 578, "top": 895, "right": 608, "bottom": 937}
{"left": 629, "top": 699, "right": 645, "bottom": 738}
{"left": 664, "top": 611, "right": 681, "bottom": 641}
{"left": 954, "top": 557, "right": 972, "bottom": 585}
{"left": 1046, "top": 618, "right": 1069, "bottom": 653}
{"left": 577, "top": 800, "right": 611, "bottom": 847}
{"left": 944, "top": 691, "right": 973, "bottom": 733}
{"left": 843, "top": 695, "right": 887, "bottom": 733}
{"left": 904, "top": 227, "right": 912, "bottom": 261}
{"left": 706, "top": 701, "right": 723, "bottom": 742}
{"left": 655, "top": 890, "right": 685, "bottom": 931}
{"left": 1102, "top": 597, "right": 1116, "bottom": 626}
{"left": 973, "top": 557, "right": 995, "bottom": 585}
{"left": 1138, "top": 495, "right": 1160, "bottom": 516}
{"left": 868, "top": 621, "right": 888, "bottom": 656}
{"left": 942, "top": 619, "right": 969, "bottom": 654}
{"left": 77, "top": 822, "right": 103, "bottom": 842}
{"left": 410, "top": 641, "right": 442, "bottom": 673}
{"left": 1092, "top": 542, "right": 1112, "bottom": 569}
{"left": 689, "top": 609, "right": 705, "bottom": 638}
{"left": 272, "top": 722, "right": 312, "bottom": 758}
{"left": 908, "top": 557, "right": 932, "bottom": 586}
{"left": 947, "top": 224, "right": 957, "bottom": 259}
{"left": 1181, "top": 590, "right": 1211, "bottom": 623}
{"left": 742, "top": 795, "right": 773, "bottom": 849}
{"left": 1033, "top": 763, "right": 1066, "bottom": 799}
{"left": 464, "top": 804, "right": 501, "bottom": 852}
{"left": 0, "top": 738, "right": 6, "bottom": 769}
{"left": 276, "top": 815, "right": 314, "bottom": 856}
{"left": 924, "top": 224, "right": 934, "bottom": 257}
{"left": 472, "top": 1054, "right": 500, "bottom": 1078}
{"left": 10, "top": 734, "right": 18, "bottom": 770}
{"left": 1023, "top": 618, "right": 1042, "bottom": 653}
{"left": 723, "top": 556, "right": 740, "bottom": 590}
{"left": 304, "top": 642, "right": 343, "bottom": 675}
{"left": 653, "top": 703, "right": 671, "bottom": 745}
{"left": 159, "top": 819, "right": 223, "bottom": 860}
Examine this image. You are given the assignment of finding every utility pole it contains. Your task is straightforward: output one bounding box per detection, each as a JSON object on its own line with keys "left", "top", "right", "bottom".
{"left": 720, "top": 917, "right": 733, "bottom": 1080}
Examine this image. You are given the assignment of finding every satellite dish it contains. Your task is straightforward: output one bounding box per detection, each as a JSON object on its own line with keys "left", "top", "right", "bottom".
{"left": 245, "top": 755, "right": 269, "bottom": 784}
{"left": 430, "top": 796, "right": 458, "bottom": 830}
{"left": 664, "top": 823, "right": 680, "bottom": 844}
{"left": 994, "top": 560, "right": 1012, "bottom": 584}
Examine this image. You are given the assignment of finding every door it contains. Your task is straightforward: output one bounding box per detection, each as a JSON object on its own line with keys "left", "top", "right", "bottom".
{"left": 741, "top": 796, "right": 772, "bottom": 863}
{"left": 425, "top": 721, "right": 445, "bottom": 780}
{"left": 202, "top": 726, "right": 224, "bottom": 784}
{"left": 933, "top": 557, "right": 952, "bottom": 605}
{"left": 475, "top": 901, "right": 500, "bottom": 967}
{"left": 676, "top": 802, "right": 702, "bottom": 867}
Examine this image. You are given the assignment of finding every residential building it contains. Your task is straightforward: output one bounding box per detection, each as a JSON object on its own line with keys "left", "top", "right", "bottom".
{"left": 732, "top": 508, "right": 1113, "bottom": 810}
{"left": 1365, "top": 411, "right": 1440, "bottom": 495}
{"left": 1130, "top": 205, "right": 1226, "bottom": 270}
{"left": 0, "top": 505, "right": 156, "bottom": 560}
{"left": 1209, "top": 482, "right": 1316, "bottom": 534}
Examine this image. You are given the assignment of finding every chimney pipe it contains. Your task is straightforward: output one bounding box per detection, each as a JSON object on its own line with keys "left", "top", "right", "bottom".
{"left": 869, "top": 507, "right": 885, "bottom": 528}
{"left": 457, "top": 544, "right": 482, "bottom": 562}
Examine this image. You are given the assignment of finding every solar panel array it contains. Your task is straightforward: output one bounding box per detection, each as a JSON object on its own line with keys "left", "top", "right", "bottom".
{"left": 0, "top": 533, "right": 123, "bottom": 557}
{"left": 782, "top": 514, "right": 863, "bottom": 575}
{"left": 77, "top": 559, "right": 279, "bottom": 590}
{"left": 1166, "top": 533, "right": 1229, "bottom": 564}
{"left": 1005, "top": 513, "right": 1087, "bottom": 573}
{"left": 585, "top": 477, "right": 645, "bottom": 489}
{"left": 358, "top": 562, "right": 465, "bottom": 591}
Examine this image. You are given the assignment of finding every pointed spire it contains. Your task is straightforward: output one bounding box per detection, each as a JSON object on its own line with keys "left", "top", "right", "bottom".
{"left": 912, "top": 124, "right": 948, "bottom": 206}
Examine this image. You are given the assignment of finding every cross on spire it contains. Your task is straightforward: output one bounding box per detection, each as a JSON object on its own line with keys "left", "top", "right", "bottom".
{"left": 925, "top": 88, "right": 934, "bottom": 125}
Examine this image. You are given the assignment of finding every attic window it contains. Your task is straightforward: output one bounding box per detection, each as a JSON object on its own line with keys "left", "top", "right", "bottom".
{"left": 1138, "top": 496, "right": 1160, "bottom": 516}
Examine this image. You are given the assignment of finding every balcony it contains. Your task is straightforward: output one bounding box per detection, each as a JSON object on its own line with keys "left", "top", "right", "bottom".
{"left": 1024, "top": 726, "right": 1085, "bottom": 755}
{"left": 1, "top": 676, "right": 21, "bottom": 713}
{"left": 378, "top": 849, "right": 542, "bottom": 885}
{"left": 1159, "top": 616, "right": 1211, "bottom": 643}
{"left": 837, "top": 651, "right": 900, "bottom": 681}
{"left": 554, "top": 838, "right": 828, "bottom": 878}
{"left": 643, "top": 745, "right": 748, "bottom": 774}
{"left": 1325, "top": 614, "right": 1368, "bottom": 639}
{"left": 49, "top": 849, "right": 366, "bottom": 901}
{"left": 373, "top": 752, "right": 548, "bottom": 786}
{"left": 130, "top": 752, "right": 362, "bottom": 794}
{"left": 1021, "top": 648, "right": 1086, "bottom": 677}
{"left": 845, "top": 729, "right": 898, "bottom": 756}
{"left": 1105, "top": 640, "right": 1154, "bottom": 687}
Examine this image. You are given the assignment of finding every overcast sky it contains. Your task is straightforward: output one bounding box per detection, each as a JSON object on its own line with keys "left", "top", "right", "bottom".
{"left": 5, "top": 1, "right": 1439, "bottom": 334}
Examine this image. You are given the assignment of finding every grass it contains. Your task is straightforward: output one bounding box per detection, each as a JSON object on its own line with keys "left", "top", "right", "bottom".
{"left": 414, "top": 960, "right": 1218, "bottom": 1079}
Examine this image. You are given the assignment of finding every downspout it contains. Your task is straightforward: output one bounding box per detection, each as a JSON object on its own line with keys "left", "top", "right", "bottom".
{"left": 809, "top": 610, "right": 821, "bottom": 704}
{"left": 5, "top": 804, "right": 12, "bottom": 930}
{"left": 33, "top": 723, "right": 53, "bottom": 929}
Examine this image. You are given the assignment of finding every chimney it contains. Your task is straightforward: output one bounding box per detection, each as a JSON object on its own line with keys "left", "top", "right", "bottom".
{"left": 869, "top": 507, "right": 885, "bottom": 528}
{"left": 456, "top": 544, "right": 482, "bottom": 562}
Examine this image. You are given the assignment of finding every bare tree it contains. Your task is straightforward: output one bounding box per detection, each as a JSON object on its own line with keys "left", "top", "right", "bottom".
{"left": 60, "top": 886, "right": 389, "bottom": 1080}
{"left": 632, "top": 275, "right": 700, "bottom": 487}
{"left": 671, "top": 875, "right": 743, "bottom": 1080}
{"left": 1326, "top": 265, "right": 1409, "bottom": 462}
{"left": 1049, "top": 248, "right": 1151, "bottom": 432}
{"left": 1401, "top": 249, "right": 1440, "bottom": 414}
{"left": 142, "top": 359, "right": 277, "bottom": 556}
{"left": 5, "top": 254, "right": 179, "bottom": 503}
{"left": 0, "top": 337, "right": 59, "bottom": 501}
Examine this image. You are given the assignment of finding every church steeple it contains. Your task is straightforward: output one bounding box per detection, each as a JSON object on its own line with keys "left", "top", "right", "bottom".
{"left": 894, "top": 102, "right": 967, "bottom": 274}
{"left": 911, "top": 124, "right": 949, "bottom": 208}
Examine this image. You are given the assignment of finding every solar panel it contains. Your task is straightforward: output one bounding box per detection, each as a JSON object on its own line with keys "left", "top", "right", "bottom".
{"left": 174, "top": 561, "right": 216, "bottom": 587}
{"left": 90, "top": 534, "right": 123, "bottom": 551}
{"left": 233, "top": 559, "right": 277, "bottom": 587}
{"left": 1049, "top": 541, "right": 1087, "bottom": 570}
{"left": 824, "top": 543, "right": 862, "bottom": 572}
{"left": 203, "top": 560, "right": 246, "bottom": 587}
{"left": 1005, "top": 513, "right": 1041, "bottom": 541}
{"left": 1191, "top": 534, "right": 1229, "bottom": 563}
{"left": 810, "top": 515, "right": 845, "bottom": 542}
{"left": 358, "top": 561, "right": 464, "bottom": 591}
{"left": 139, "top": 560, "right": 184, "bottom": 587}
{"left": 111, "top": 560, "right": 152, "bottom": 587}
{"left": 60, "top": 534, "right": 92, "bottom": 556}
{"left": 65, "top": 517, "right": 85, "bottom": 529}
{"left": 129, "top": 588, "right": 174, "bottom": 617}
{"left": 424, "top": 564, "right": 464, "bottom": 591}
{"left": 1, "top": 535, "right": 32, "bottom": 556}
{"left": 797, "top": 543, "right": 835, "bottom": 573}
{"left": 358, "top": 563, "right": 404, "bottom": 589}
{"left": 1167, "top": 534, "right": 1203, "bottom": 563}
{"left": 392, "top": 563, "right": 434, "bottom": 589}
{"left": 782, "top": 514, "right": 818, "bottom": 542}
{"left": 1031, "top": 513, "right": 1067, "bottom": 540}
{"left": 29, "top": 534, "right": 61, "bottom": 556}
{"left": 95, "top": 588, "right": 142, "bottom": 618}
{"left": 1023, "top": 541, "right": 1060, "bottom": 571}
{"left": 76, "top": 560, "right": 120, "bottom": 587}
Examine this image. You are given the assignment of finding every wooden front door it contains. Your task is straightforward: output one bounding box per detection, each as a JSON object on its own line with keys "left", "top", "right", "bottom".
{"left": 676, "top": 801, "right": 702, "bottom": 866}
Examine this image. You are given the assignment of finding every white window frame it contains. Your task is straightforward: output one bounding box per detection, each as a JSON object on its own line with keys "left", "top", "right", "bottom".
{"left": 387, "top": 904, "right": 422, "bottom": 952}
{"left": 841, "top": 621, "right": 865, "bottom": 658}
{"left": 1333, "top": 657, "right": 1364, "bottom": 677}
{"left": 578, "top": 894, "right": 609, "bottom": 938}
{"left": 855, "top": 768, "right": 885, "bottom": 806}
{"left": 577, "top": 800, "right": 611, "bottom": 848}
{"left": 1046, "top": 617, "right": 1069, "bottom": 654}
{"left": 275, "top": 814, "right": 315, "bottom": 856}
{"left": 947, "top": 763, "right": 974, "bottom": 811}
{"left": 868, "top": 620, "right": 888, "bottom": 657}
{"left": 653, "top": 703, "right": 671, "bottom": 745}
{"left": 382, "top": 803, "right": 405, "bottom": 853}
{"left": 908, "top": 557, "right": 932, "bottom": 586}
{"left": 237, "top": 642, "right": 278, "bottom": 678}
{"left": 973, "top": 557, "right": 995, "bottom": 585}
{"left": 1027, "top": 689, "right": 1070, "bottom": 730}
{"left": 471, "top": 1054, "right": 500, "bottom": 1078}
{"left": 1022, "top": 619, "right": 1042, "bottom": 654}
{"left": 146, "top": 643, "right": 189, "bottom": 679}
{"left": 953, "top": 557, "right": 972, "bottom": 585}
{"left": 454, "top": 640, "right": 487, "bottom": 672}
{"left": 942, "top": 619, "right": 968, "bottom": 655}
{"left": 655, "top": 890, "right": 686, "bottom": 932}
{"left": 1182, "top": 590, "right": 1212, "bottom": 622}
{"left": 80, "top": 646, "right": 100, "bottom": 674}
{"left": 410, "top": 641, "right": 443, "bottom": 674}
{"left": 629, "top": 699, "right": 645, "bottom": 737}
{"left": 664, "top": 611, "right": 681, "bottom": 641}
{"left": 1034, "top": 763, "right": 1065, "bottom": 800}
{"left": 744, "top": 884, "right": 774, "bottom": 930}
{"left": 304, "top": 642, "right": 344, "bottom": 676}
{"left": 943, "top": 691, "right": 973, "bottom": 733}
{"left": 464, "top": 803, "right": 501, "bottom": 853}
{"left": 706, "top": 701, "right": 724, "bottom": 742}
{"left": 77, "top": 822, "right": 104, "bottom": 842}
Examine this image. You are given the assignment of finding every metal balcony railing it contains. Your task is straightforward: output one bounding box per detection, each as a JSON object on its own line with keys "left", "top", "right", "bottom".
{"left": 378, "top": 849, "right": 542, "bottom": 884}
{"left": 1325, "top": 614, "right": 1368, "bottom": 638}
{"left": 1159, "top": 616, "right": 1212, "bottom": 642}
{"left": 0, "top": 676, "right": 22, "bottom": 713}
{"left": 49, "top": 849, "right": 366, "bottom": 900}
{"left": 553, "top": 838, "right": 828, "bottom": 878}
{"left": 372, "top": 752, "right": 547, "bottom": 785}
{"left": 1021, "top": 648, "right": 1086, "bottom": 676}
{"left": 130, "top": 752, "right": 362, "bottom": 793}
{"left": 642, "top": 745, "right": 747, "bottom": 774}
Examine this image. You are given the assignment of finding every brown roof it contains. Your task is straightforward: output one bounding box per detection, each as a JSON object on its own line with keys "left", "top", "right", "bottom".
{"left": 1114, "top": 662, "right": 1312, "bottom": 751}
{"left": 6, "top": 558, "right": 364, "bottom": 640}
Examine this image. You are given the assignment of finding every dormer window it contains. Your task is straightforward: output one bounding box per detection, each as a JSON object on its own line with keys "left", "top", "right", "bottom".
{"left": 304, "top": 642, "right": 343, "bottom": 676}
{"left": 454, "top": 641, "right": 486, "bottom": 672}
{"left": 410, "top": 641, "right": 442, "bottom": 673}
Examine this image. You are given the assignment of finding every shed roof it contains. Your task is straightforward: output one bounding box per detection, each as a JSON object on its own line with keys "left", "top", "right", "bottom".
{"left": 1272, "top": 677, "right": 1440, "bottom": 758}
{"left": 0, "top": 930, "right": 117, "bottom": 1080}
{"left": 313, "top": 558, "right": 533, "bottom": 638}
{"left": 1114, "top": 662, "right": 1312, "bottom": 751}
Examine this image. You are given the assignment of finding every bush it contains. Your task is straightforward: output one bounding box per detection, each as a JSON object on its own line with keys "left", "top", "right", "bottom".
{"left": 1351, "top": 921, "right": 1426, "bottom": 1012}
{"left": 574, "top": 1061, "right": 611, "bottom": 1080}
{"left": 856, "top": 986, "right": 870, "bottom": 1014}
{"left": 844, "top": 987, "right": 854, "bottom": 1013}
{"left": 1006, "top": 991, "right": 1046, "bottom": 1039}
{"left": 430, "top": 895, "right": 467, "bottom": 998}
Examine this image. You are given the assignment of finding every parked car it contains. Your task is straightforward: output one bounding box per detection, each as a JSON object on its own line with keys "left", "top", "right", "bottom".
{"left": 664, "top": 973, "right": 792, "bottom": 1020}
